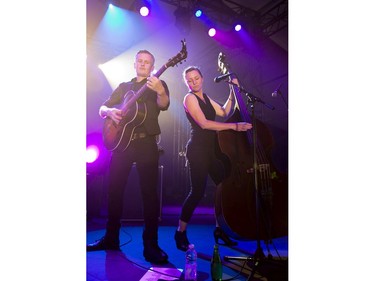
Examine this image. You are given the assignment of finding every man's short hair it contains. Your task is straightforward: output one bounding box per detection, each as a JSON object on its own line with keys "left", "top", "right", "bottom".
{"left": 136, "top": 50, "right": 155, "bottom": 66}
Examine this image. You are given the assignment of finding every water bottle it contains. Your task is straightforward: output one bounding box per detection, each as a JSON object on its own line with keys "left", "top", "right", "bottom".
{"left": 185, "top": 244, "right": 197, "bottom": 281}
{"left": 210, "top": 244, "right": 222, "bottom": 281}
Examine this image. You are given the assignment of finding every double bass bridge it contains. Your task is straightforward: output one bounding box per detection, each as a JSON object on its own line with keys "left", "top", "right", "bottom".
{"left": 258, "top": 163, "right": 274, "bottom": 206}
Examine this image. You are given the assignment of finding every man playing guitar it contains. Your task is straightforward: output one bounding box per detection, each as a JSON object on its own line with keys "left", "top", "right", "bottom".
{"left": 87, "top": 49, "right": 170, "bottom": 264}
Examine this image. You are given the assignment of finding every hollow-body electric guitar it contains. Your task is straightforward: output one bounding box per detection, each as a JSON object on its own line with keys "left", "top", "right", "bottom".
{"left": 103, "top": 40, "right": 187, "bottom": 152}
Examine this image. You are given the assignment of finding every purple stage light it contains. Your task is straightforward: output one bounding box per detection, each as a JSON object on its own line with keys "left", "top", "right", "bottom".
{"left": 86, "top": 145, "right": 99, "bottom": 164}
{"left": 139, "top": 6, "right": 150, "bottom": 17}
{"left": 86, "top": 132, "right": 110, "bottom": 174}
{"left": 208, "top": 28, "right": 216, "bottom": 37}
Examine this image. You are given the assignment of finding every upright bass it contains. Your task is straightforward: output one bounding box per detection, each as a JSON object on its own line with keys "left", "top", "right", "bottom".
{"left": 215, "top": 53, "right": 288, "bottom": 242}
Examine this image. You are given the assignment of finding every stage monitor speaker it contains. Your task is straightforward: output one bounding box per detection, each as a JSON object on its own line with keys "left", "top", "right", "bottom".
{"left": 121, "top": 163, "right": 163, "bottom": 222}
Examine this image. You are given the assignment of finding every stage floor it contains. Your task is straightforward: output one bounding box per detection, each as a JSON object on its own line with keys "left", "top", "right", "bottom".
{"left": 86, "top": 208, "right": 288, "bottom": 281}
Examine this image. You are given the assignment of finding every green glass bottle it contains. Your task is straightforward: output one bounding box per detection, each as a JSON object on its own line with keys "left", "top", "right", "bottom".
{"left": 210, "top": 244, "right": 222, "bottom": 281}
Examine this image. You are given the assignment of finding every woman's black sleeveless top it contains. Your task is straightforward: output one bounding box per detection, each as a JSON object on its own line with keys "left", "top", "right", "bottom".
{"left": 185, "top": 93, "right": 216, "bottom": 148}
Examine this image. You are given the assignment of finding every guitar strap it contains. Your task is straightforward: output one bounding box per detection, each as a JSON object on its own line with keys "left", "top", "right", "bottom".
{"left": 120, "top": 82, "right": 134, "bottom": 101}
{"left": 124, "top": 78, "right": 148, "bottom": 103}
{"left": 124, "top": 80, "right": 148, "bottom": 134}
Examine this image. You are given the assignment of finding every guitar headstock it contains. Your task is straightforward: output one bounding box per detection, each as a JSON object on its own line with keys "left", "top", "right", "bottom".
{"left": 218, "top": 52, "right": 231, "bottom": 75}
{"left": 166, "top": 39, "right": 188, "bottom": 68}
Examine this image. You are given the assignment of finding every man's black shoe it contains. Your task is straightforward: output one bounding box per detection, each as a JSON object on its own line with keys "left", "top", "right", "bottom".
{"left": 143, "top": 240, "right": 169, "bottom": 264}
{"left": 87, "top": 237, "right": 120, "bottom": 252}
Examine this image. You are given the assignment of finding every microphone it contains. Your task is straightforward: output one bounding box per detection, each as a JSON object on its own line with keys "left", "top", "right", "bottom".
{"left": 214, "top": 73, "right": 232, "bottom": 83}
{"left": 271, "top": 83, "right": 282, "bottom": 97}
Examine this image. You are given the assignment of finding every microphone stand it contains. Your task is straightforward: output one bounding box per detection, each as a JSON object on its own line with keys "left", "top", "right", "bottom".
{"left": 224, "top": 81, "right": 275, "bottom": 281}
{"left": 275, "top": 89, "right": 288, "bottom": 109}
{"left": 231, "top": 82, "right": 276, "bottom": 111}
